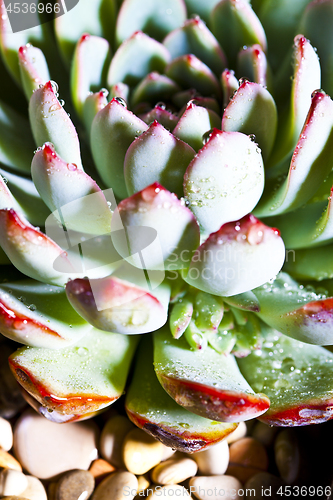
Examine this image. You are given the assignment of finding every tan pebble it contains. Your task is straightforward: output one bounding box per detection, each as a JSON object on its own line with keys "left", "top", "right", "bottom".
{"left": 193, "top": 439, "right": 229, "bottom": 475}
{"left": 245, "top": 471, "right": 286, "bottom": 499}
{"left": 189, "top": 475, "right": 243, "bottom": 500}
{"left": 151, "top": 458, "right": 197, "bottom": 485}
{"left": 161, "top": 446, "right": 176, "bottom": 461}
{"left": 0, "top": 417, "right": 13, "bottom": 451}
{"left": 251, "top": 421, "right": 279, "bottom": 447}
{"left": 20, "top": 476, "right": 47, "bottom": 500}
{"left": 226, "top": 422, "right": 247, "bottom": 444}
{"left": 227, "top": 437, "right": 268, "bottom": 483}
{"left": 0, "top": 449, "right": 22, "bottom": 471}
{"left": 274, "top": 429, "right": 300, "bottom": 484}
{"left": 89, "top": 458, "right": 116, "bottom": 484}
{"left": 55, "top": 469, "right": 95, "bottom": 500}
{"left": 147, "top": 485, "right": 191, "bottom": 500}
{"left": 13, "top": 409, "right": 99, "bottom": 479}
{"left": 100, "top": 414, "right": 134, "bottom": 468}
{"left": 0, "top": 497, "right": 30, "bottom": 500}
{"left": 0, "top": 469, "right": 28, "bottom": 496}
{"left": 122, "top": 428, "right": 164, "bottom": 474}
{"left": 92, "top": 470, "right": 138, "bottom": 500}
{"left": 137, "top": 474, "right": 150, "bottom": 492}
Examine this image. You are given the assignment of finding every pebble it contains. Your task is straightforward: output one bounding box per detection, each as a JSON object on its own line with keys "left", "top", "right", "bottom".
{"left": 0, "top": 449, "right": 22, "bottom": 471}
{"left": 193, "top": 439, "right": 229, "bottom": 475}
{"left": 137, "top": 474, "right": 150, "bottom": 492}
{"left": 92, "top": 471, "right": 138, "bottom": 500}
{"left": 251, "top": 421, "right": 279, "bottom": 448}
{"left": 161, "top": 446, "right": 176, "bottom": 461}
{"left": 0, "top": 497, "right": 30, "bottom": 500}
{"left": 226, "top": 422, "right": 247, "bottom": 444}
{"left": 245, "top": 472, "right": 286, "bottom": 500}
{"left": 0, "top": 469, "right": 28, "bottom": 496}
{"left": 0, "top": 345, "right": 26, "bottom": 419}
{"left": 20, "top": 476, "right": 47, "bottom": 500}
{"left": 100, "top": 414, "right": 134, "bottom": 468}
{"left": 227, "top": 437, "right": 268, "bottom": 483}
{"left": 13, "top": 409, "right": 99, "bottom": 479}
{"left": 189, "top": 475, "right": 243, "bottom": 500}
{"left": 122, "top": 428, "right": 165, "bottom": 474}
{"left": 151, "top": 457, "right": 198, "bottom": 484}
{"left": 0, "top": 417, "right": 13, "bottom": 451}
{"left": 274, "top": 429, "right": 300, "bottom": 484}
{"left": 147, "top": 485, "right": 191, "bottom": 500}
{"left": 89, "top": 458, "right": 115, "bottom": 484}
{"left": 55, "top": 469, "right": 95, "bottom": 500}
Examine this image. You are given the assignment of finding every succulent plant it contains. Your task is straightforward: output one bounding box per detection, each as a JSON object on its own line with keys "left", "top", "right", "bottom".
{"left": 1, "top": 0, "right": 333, "bottom": 451}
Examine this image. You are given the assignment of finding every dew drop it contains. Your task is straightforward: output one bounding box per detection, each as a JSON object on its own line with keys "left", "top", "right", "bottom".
{"left": 114, "top": 96, "right": 127, "bottom": 107}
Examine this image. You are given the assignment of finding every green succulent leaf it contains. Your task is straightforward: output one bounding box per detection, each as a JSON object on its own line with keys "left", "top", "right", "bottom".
{"left": 223, "top": 291, "right": 260, "bottom": 312}
{"left": 183, "top": 129, "right": 264, "bottom": 234}
{"left": 139, "top": 106, "right": 179, "bottom": 130}
{"left": 153, "top": 326, "right": 270, "bottom": 422}
{"left": 71, "top": 34, "right": 111, "bottom": 119}
{"left": 210, "top": 0, "right": 267, "bottom": 68}
{"left": 163, "top": 17, "right": 227, "bottom": 77}
{"left": 173, "top": 101, "right": 221, "bottom": 152}
{"left": 124, "top": 121, "right": 195, "bottom": 198}
{"left": 126, "top": 337, "right": 237, "bottom": 452}
{"left": 9, "top": 327, "right": 139, "bottom": 421}
{"left": 107, "top": 31, "right": 171, "bottom": 88}
{"left": 221, "top": 69, "right": 239, "bottom": 109}
{"left": 115, "top": 0, "right": 186, "bottom": 45}
{"left": 238, "top": 331, "right": 333, "bottom": 426}
{"left": 183, "top": 0, "right": 222, "bottom": 24}
{"left": 131, "top": 72, "right": 180, "bottom": 107}
{"left": 82, "top": 90, "right": 108, "bottom": 135}
{"left": 18, "top": 44, "right": 50, "bottom": 100}
{"left": 252, "top": 272, "right": 333, "bottom": 345}
{"left": 236, "top": 45, "right": 271, "bottom": 91}
{"left": 0, "top": 280, "right": 90, "bottom": 348}
{"left": 29, "top": 81, "right": 83, "bottom": 169}
{"left": 221, "top": 80, "right": 277, "bottom": 161}
{"left": 182, "top": 214, "right": 285, "bottom": 296}
{"left": 169, "top": 298, "right": 193, "bottom": 339}
{"left": 283, "top": 244, "right": 333, "bottom": 282}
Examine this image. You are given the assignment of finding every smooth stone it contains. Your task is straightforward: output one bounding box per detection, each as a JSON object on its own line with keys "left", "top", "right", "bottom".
{"left": 122, "top": 428, "right": 164, "bottom": 475}
{"left": 226, "top": 422, "right": 247, "bottom": 444}
{"left": 137, "top": 474, "right": 150, "bottom": 492}
{"left": 189, "top": 475, "right": 243, "bottom": 500}
{"left": 0, "top": 469, "right": 28, "bottom": 496}
{"left": 100, "top": 414, "right": 134, "bottom": 468}
{"left": 1, "top": 497, "right": 30, "bottom": 500}
{"left": 14, "top": 409, "right": 99, "bottom": 480}
{"left": 0, "top": 449, "right": 22, "bottom": 471}
{"left": 274, "top": 429, "right": 300, "bottom": 484}
{"left": 151, "top": 457, "right": 198, "bottom": 485}
{"left": 192, "top": 439, "right": 229, "bottom": 475}
{"left": 227, "top": 437, "right": 268, "bottom": 483}
{"left": 0, "top": 417, "right": 13, "bottom": 451}
{"left": 20, "top": 476, "right": 47, "bottom": 500}
{"left": 0, "top": 345, "right": 26, "bottom": 419}
{"left": 55, "top": 469, "right": 95, "bottom": 500}
{"left": 147, "top": 485, "right": 191, "bottom": 500}
{"left": 251, "top": 421, "right": 279, "bottom": 448}
{"left": 89, "top": 459, "right": 115, "bottom": 484}
{"left": 161, "top": 446, "right": 176, "bottom": 461}
{"left": 92, "top": 471, "right": 138, "bottom": 500}
{"left": 245, "top": 472, "right": 286, "bottom": 500}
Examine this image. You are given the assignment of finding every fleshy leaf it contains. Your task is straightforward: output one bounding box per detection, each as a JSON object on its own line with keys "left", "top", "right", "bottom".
{"left": 183, "top": 0, "right": 222, "bottom": 23}
{"left": 0, "top": 280, "right": 90, "bottom": 348}
{"left": 126, "top": 337, "right": 237, "bottom": 452}
{"left": 90, "top": 98, "right": 148, "bottom": 199}
{"left": 0, "top": 100, "right": 35, "bottom": 173}
{"left": 237, "top": 44, "right": 272, "bottom": 93}
{"left": 153, "top": 327, "right": 270, "bottom": 422}
{"left": 165, "top": 54, "right": 221, "bottom": 98}
{"left": 31, "top": 143, "right": 112, "bottom": 236}
{"left": 182, "top": 214, "right": 285, "bottom": 296}
{"left": 183, "top": 129, "right": 264, "bottom": 234}
{"left": 238, "top": 332, "right": 333, "bottom": 426}
{"left": 124, "top": 121, "right": 195, "bottom": 197}
{"left": 283, "top": 244, "right": 333, "bottom": 282}
{"left": 221, "top": 69, "right": 239, "bottom": 109}
{"left": 139, "top": 106, "right": 179, "bottom": 130}
{"left": 29, "top": 81, "right": 83, "bottom": 169}
{"left": 66, "top": 266, "right": 170, "bottom": 334}
{"left": 116, "top": 0, "right": 186, "bottom": 45}
{"left": 223, "top": 291, "right": 260, "bottom": 313}
{"left": 18, "top": 44, "right": 50, "bottom": 100}
{"left": 163, "top": 17, "right": 227, "bottom": 76}
{"left": 193, "top": 292, "right": 224, "bottom": 333}
{"left": 9, "top": 328, "right": 139, "bottom": 421}
{"left": 82, "top": 90, "right": 108, "bottom": 134}
{"left": 169, "top": 298, "right": 193, "bottom": 339}
{"left": 267, "top": 35, "right": 321, "bottom": 169}
{"left": 111, "top": 183, "right": 200, "bottom": 270}
{"left": 131, "top": 72, "right": 180, "bottom": 107}
{"left": 54, "top": 0, "right": 116, "bottom": 66}
{"left": 173, "top": 101, "right": 221, "bottom": 152}
{"left": 255, "top": 90, "right": 333, "bottom": 216}
{"left": 107, "top": 31, "right": 171, "bottom": 88}
{"left": 252, "top": 273, "right": 333, "bottom": 345}
{"left": 222, "top": 80, "right": 277, "bottom": 161}
{"left": 71, "top": 34, "right": 111, "bottom": 119}
{"left": 210, "top": 0, "right": 267, "bottom": 68}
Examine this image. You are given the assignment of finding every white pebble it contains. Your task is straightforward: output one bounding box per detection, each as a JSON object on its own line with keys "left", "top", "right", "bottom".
{"left": 100, "top": 414, "right": 134, "bottom": 467}
{"left": 226, "top": 422, "right": 247, "bottom": 444}
{"left": 92, "top": 470, "right": 138, "bottom": 500}
{"left": 192, "top": 439, "right": 229, "bottom": 475}
{"left": 21, "top": 475, "right": 48, "bottom": 500}
{"left": 0, "top": 468, "right": 28, "bottom": 496}
{"left": 151, "top": 458, "right": 198, "bottom": 484}
{"left": 0, "top": 417, "right": 13, "bottom": 451}
{"left": 189, "top": 475, "right": 243, "bottom": 500}
{"left": 147, "top": 485, "right": 191, "bottom": 500}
